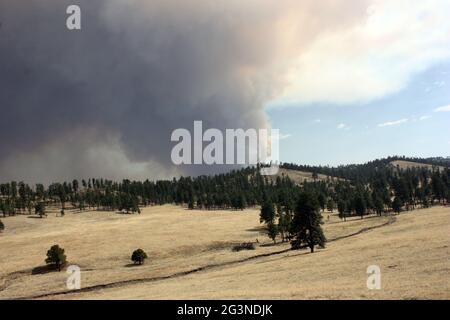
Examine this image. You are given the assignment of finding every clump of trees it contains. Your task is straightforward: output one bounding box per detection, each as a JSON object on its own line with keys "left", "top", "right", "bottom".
{"left": 290, "top": 192, "right": 326, "bottom": 253}
{"left": 45, "top": 245, "right": 67, "bottom": 271}
{"left": 256, "top": 157, "right": 450, "bottom": 247}
{"left": 131, "top": 249, "right": 148, "bottom": 265}
{"left": 0, "top": 156, "right": 447, "bottom": 222}
{"left": 259, "top": 191, "right": 327, "bottom": 253}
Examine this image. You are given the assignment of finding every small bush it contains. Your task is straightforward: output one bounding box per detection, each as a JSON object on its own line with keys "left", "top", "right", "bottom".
{"left": 232, "top": 242, "right": 255, "bottom": 252}
{"left": 0, "top": 219, "right": 4, "bottom": 232}
{"left": 45, "top": 244, "right": 67, "bottom": 271}
{"left": 131, "top": 248, "right": 148, "bottom": 265}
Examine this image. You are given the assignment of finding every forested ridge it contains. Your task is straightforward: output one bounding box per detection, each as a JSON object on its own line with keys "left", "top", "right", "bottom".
{"left": 1, "top": 156, "right": 449, "bottom": 252}
{"left": 0, "top": 156, "right": 449, "bottom": 218}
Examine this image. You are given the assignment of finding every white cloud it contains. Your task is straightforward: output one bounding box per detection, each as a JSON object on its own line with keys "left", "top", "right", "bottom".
{"left": 273, "top": 0, "right": 450, "bottom": 105}
{"left": 419, "top": 115, "right": 432, "bottom": 120}
{"left": 434, "top": 105, "right": 450, "bottom": 112}
{"left": 279, "top": 133, "right": 292, "bottom": 140}
{"left": 314, "top": 119, "right": 322, "bottom": 123}
{"left": 337, "top": 123, "right": 350, "bottom": 130}
{"left": 378, "top": 118, "right": 408, "bottom": 127}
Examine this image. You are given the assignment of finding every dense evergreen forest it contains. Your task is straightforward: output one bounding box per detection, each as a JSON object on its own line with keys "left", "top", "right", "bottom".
{"left": 1, "top": 155, "right": 449, "bottom": 251}
{"left": 0, "top": 156, "right": 449, "bottom": 219}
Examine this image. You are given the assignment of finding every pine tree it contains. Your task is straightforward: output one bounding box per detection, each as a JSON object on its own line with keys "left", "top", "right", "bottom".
{"left": 318, "top": 193, "right": 326, "bottom": 212}
{"left": 45, "top": 245, "right": 67, "bottom": 271}
{"left": 337, "top": 200, "right": 347, "bottom": 221}
{"left": 392, "top": 196, "right": 403, "bottom": 214}
{"left": 277, "top": 209, "right": 291, "bottom": 242}
{"left": 373, "top": 196, "right": 384, "bottom": 216}
{"left": 267, "top": 221, "right": 279, "bottom": 244}
{"left": 291, "top": 192, "right": 326, "bottom": 253}
{"left": 354, "top": 193, "right": 366, "bottom": 219}
{"left": 326, "top": 199, "right": 334, "bottom": 212}
{"left": 260, "top": 201, "right": 275, "bottom": 224}
{"left": 35, "top": 202, "right": 46, "bottom": 218}
{"left": 188, "top": 198, "right": 195, "bottom": 209}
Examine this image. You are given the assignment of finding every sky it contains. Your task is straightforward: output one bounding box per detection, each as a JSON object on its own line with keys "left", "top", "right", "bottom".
{"left": 269, "top": 62, "right": 450, "bottom": 166}
{"left": 0, "top": 0, "right": 449, "bottom": 183}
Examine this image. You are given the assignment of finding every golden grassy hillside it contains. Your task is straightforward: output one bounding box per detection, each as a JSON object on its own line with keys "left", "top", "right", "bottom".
{"left": 0, "top": 205, "right": 448, "bottom": 300}
{"left": 390, "top": 160, "right": 445, "bottom": 171}
{"left": 269, "top": 168, "right": 336, "bottom": 184}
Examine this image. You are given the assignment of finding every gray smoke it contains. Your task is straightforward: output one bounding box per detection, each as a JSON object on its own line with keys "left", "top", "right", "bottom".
{"left": 0, "top": 0, "right": 369, "bottom": 184}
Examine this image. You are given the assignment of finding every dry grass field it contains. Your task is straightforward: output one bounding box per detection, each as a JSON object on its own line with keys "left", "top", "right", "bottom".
{"left": 0, "top": 205, "right": 448, "bottom": 300}
{"left": 390, "top": 160, "right": 445, "bottom": 171}
{"left": 270, "top": 168, "right": 336, "bottom": 184}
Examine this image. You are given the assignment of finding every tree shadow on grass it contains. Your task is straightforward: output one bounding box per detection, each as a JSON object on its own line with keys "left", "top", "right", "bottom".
{"left": 31, "top": 265, "right": 58, "bottom": 275}
{"left": 245, "top": 225, "right": 266, "bottom": 234}
{"left": 124, "top": 263, "right": 144, "bottom": 268}
{"left": 259, "top": 241, "right": 288, "bottom": 248}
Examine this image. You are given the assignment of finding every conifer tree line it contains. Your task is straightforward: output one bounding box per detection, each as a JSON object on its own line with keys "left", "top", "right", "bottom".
{"left": 0, "top": 158, "right": 448, "bottom": 223}
{"left": 256, "top": 157, "right": 449, "bottom": 248}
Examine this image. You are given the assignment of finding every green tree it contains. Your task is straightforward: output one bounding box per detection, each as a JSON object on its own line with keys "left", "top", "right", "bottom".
{"left": 337, "top": 200, "right": 347, "bottom": 221}
{"left": 35, "top": 202, "right": 46, "bottom": 218}
{"left": 236, "top": 194, "right": 246, "bottom": 210}
{"left": 318, "top": 193, "right": 326, "bottom": 212}
{"left": 131, "top": 248, "right": 148, "bottom": 265}
{"left": 392, "top": 196, "right": 403, "bottom": 214}
{"left": 354, "top": 193, "right": 366, "bottom": 219}
{"left": 326, "top": 199, "right": 334, "bottom": 212}
{"left": 291, "top": 192, "right": 326, "bottom": 253}
{"left": 277, "top": 210, "right": 291, "bottom": 242}
{"left": 260, "top": 201, "right": 275, "bottom": 224}
{"left": 267, "top": 221, "right": 279, "bottom": 244}
{"left": 373, "top": 196, "right": 384, "bottom": 216}
{"left": 45, "top": 245, "right": 67, "bottom": 271}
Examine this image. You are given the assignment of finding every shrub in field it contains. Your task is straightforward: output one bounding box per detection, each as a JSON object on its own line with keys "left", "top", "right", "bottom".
{"left": 131, "top": 248, "right": 148, "bottom": 265}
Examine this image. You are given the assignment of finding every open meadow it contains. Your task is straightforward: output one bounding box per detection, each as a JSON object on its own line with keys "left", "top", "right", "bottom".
{"left": 0, "top": 205, "right": 448, "bottom": 300}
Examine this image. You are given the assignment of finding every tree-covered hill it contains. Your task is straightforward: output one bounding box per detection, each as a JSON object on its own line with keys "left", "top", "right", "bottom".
{"left": 0, "top": 156, "right": 449, "bottom": 222}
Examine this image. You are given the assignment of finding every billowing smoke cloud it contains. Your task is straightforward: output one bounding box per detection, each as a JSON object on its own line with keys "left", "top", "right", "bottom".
{"left": 0, "top": 0, "right": 370, "bottom": 183}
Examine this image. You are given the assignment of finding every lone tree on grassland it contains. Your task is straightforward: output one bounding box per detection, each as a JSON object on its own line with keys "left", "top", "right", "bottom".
{"left": 45, "top": 245, "right": 67, "bottom": 271}
{"left": 131, "top": 248, "right": 148, "bottom": 265}
{"left": 35, "top": 202, "right": 46, "bottom": 218}
{"left": 291, "top": 192, "right": 326, "bottom": 253}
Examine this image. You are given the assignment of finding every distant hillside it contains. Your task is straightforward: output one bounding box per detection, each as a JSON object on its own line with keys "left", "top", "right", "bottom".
{"left": 280, "top": 156, "right": 449, "bottom": 183}
{"left": 269, "top": 168, "right": 333, "bottom": 185}
{"left": 390, "top": 160, "right": 445, "bottom": 172}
